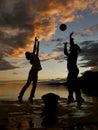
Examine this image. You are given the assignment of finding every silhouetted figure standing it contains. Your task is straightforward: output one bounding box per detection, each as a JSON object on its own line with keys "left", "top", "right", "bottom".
{"left": 18, "top": 37, "right": 42, "bottom": 104}
{"left": 64, "top": 32, "right": 84, "bottom": 107}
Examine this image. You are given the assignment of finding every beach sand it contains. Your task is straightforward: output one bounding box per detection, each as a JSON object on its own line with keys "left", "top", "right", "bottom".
{"left": 0, "top": 98, "right": 98, "bottom": 130}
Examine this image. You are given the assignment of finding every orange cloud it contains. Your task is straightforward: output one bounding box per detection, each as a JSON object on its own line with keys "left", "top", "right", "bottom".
{"left": 25, "top": 0, "right": 98, "bottom": 40}
{"left": 0, "top": 0, "right": 98, "bottom": 59}
{"left": 75, "top": 24, "right": 98, "bottom": 36}
{"left": 40, "top": 51, "right": 58, "bottom": 61}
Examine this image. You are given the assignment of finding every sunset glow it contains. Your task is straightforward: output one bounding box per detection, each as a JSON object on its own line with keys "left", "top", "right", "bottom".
{"left": 0, "top": 0, "right": 98, "bottom": 81}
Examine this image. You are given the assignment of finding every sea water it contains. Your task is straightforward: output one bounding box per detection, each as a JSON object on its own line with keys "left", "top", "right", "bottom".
{"left": 0, "top": 80, "right": 67, "bottom": 101}
{"left": 0, "top": 80, "right": 97, "bottom": 103}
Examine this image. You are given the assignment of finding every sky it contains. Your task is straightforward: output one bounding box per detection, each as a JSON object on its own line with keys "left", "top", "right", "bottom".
{"left": 0, "top": 0, "right": 98, "bottom": 81}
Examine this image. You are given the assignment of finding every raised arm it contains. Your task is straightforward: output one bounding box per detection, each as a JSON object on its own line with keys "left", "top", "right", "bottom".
{"left": 64, "top": 42, "right": 69, "bottom": 56}
{"left": 70, "top": 32, "right": 74, "bottom": 46}
{"left": 33, "top": 37, "right": 38, "bottom": 53}
{"left": 36, "top": 41, "right": 39, "bottom": 56}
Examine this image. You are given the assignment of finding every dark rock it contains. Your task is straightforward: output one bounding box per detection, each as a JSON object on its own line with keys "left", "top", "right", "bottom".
{"left": 42, "top": 93, "right": 60, "bottom": 113}
{"left": 78, "top": 71, "right": 98, "bottom": 96}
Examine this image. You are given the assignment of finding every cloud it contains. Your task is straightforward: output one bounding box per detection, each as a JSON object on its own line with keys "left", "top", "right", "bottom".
{"left": 0, "top": 57, "right": 18, "bottom": 70}
{"left": 88, "top": 0, "right": 98, "bottom": 13}
{"left": 39, "top": 48, "right": 65, "bottom": 62}
{"left": 40, "top": 51, "right": 58, "bottom": 61}
{"left": 79, "top": 40, "right": 98, "bottom": 70}
{"left": 75, "top": 24, "right": 98, "bottom": 37}
{"left": 0, "top": 0, "right": 98, "bottom": 70}
{"left": 0, "top": 0, "right": 98, "bottom": 54}
{"left": 46, "top": 39, "right": 98, "bottom": 71}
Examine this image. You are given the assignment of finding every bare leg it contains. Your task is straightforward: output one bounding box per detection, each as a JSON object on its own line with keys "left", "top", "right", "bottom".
{"left": 29, "top": 78, "right": 38, "bottom": 99}
{"left": 19, "top": 80, "right": 31, "bottom": 98}
{"left": 67, "top": 73, "right": 74, "bottom": 104}
{"left": 74, "top": 86, "right": 84, "bottom": 108}
{"left": 28, "top": 71, "right": 38, "bottom": 104}
{"left": 67, "top": 84, "right": 74, "bottom": 104}
{"left": 18, "top": 71, "right": 32, "bottom": 103}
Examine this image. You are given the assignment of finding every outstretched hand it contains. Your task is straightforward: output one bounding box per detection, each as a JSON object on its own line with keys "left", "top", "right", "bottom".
{"left": 70, "top": 32, "right": 74, "bottom": 37}
{"left": 35, "top": 37, "right": 38, "bottom": 42}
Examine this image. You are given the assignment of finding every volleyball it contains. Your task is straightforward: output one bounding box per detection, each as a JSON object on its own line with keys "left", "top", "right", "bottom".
{"left": 59, "top": 24, "right": 67, "bottom": 31}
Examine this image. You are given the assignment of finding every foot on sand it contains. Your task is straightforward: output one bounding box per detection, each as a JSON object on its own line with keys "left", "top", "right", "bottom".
{"left": 28, "top": 97, "right": 33, "bottom": 104}
{"left": 77, "top": 98, "right": 84, "bottom": 108}
{"left": 18, "top": 96, "right": 23, "bottom": 104}
{"left": 67, "top": 97, "right": 74, "bottom": 104}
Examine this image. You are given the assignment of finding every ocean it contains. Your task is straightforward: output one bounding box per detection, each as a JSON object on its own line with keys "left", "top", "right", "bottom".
{"left": 0, "top": 80, "right": 97, "bottom": 103}
{"left": 0, "top": 80, "right": 68, "bottom": 101}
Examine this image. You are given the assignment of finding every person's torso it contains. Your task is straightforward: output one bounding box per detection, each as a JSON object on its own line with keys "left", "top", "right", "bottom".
{"left": 30, "top": 55, "right": 42, "bottom": 71}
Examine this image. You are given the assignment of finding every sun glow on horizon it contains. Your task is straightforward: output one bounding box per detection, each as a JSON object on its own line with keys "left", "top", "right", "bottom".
{"left": 0, "top": 0, "right": 98, "bottom": 81}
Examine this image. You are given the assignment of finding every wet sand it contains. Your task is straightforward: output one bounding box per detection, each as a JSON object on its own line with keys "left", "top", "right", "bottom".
{"left": 0, "top": 98, "right": 98, "bottom": 130}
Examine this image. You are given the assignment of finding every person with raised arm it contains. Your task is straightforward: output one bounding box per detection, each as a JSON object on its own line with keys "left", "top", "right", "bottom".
{"left": 64, "top": 32, "right": 84, "bottom": 107}
{"left": 18, "top": 37, "right": 42, "bottom": 104}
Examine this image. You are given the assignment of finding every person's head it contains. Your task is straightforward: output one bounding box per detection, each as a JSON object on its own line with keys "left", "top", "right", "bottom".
{"left": 25, "top": 51, "right": 35, "bottom": 60}
{"left": 70, "top": 44, "right": 81, "bottom": 53}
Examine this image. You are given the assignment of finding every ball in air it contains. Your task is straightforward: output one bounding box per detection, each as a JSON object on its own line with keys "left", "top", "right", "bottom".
{"left": 59, "top": 24, "right": 67, "bottom": 31}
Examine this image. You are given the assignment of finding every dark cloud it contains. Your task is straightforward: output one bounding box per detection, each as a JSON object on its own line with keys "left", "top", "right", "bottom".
{"left": 0, "top": 0, "right": 97, "bottom": 57}
{"left": 75, "top": 24, "right": 98, "bottom": 37}
{"left": 51, "top": 38, "right": 63, "bottom": 42}
{"left": 0, "top": 57, "right": 18, "bottom": 70}
{"left": 49, "top": 39, "right": 98, "bottom": 71}
{"left": 0, "top": 0, "right": 98, "bottom": 71}
{"left": 79, "top": 40, "right": 98, "bottom": 70}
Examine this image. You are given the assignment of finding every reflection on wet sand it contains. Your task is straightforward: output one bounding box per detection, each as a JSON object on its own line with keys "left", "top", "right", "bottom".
{"left": 0, "top": 97, "right": 98, "bottom": 130}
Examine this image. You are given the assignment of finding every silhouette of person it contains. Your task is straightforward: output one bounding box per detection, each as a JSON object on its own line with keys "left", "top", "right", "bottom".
{"left": 64, "top": 32, "right": 84, "bottom": 107}
{"left": 18, "top": 37, "right": 42, "bottom": 104}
